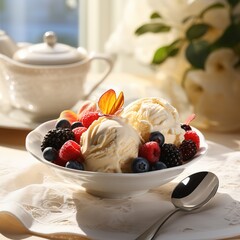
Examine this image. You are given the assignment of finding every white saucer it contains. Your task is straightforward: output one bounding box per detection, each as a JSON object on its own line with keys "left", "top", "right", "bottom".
{"left": 0, "top": 107, "right": 39, "bottom": 130}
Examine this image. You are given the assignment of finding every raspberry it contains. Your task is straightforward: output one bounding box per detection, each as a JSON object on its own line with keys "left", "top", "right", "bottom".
{"left": 160, "top": 144, "right": 183, "bottom": 167}
{"left": 53, "top": 156, "right": 66, "bottom": 167}
{"left": 138, "top": 141, "right": 160, "bottom": 164}
{"left": 72, "top": 126, "right": 87, "bottom": 143}
{"left": 184, "top": 130, "right": 200, "bottom": 149}
{"left": 59, "top": 140, "right": 83, "bottom": 163}
{"left": 81, "top": 112, "right": 100, "bottom": 128}
{"left": 179, "top": 140, "right": 197, "bottom": 162}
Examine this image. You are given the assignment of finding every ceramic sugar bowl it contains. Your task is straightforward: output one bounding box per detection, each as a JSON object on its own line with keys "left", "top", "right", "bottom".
{"left": 0, "top": 31, "right": 113, "bottom": 122}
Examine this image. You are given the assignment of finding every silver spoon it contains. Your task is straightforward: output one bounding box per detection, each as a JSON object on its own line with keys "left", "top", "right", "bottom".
{"left": 136, "top": 171, "right": 219, "bottom": 240}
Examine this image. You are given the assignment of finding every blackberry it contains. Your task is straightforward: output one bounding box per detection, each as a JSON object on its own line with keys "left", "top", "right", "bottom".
{"left": 41, "top": 128, "right": 74, "bottom": 151}
{"left": 160, "top": 144, "right": 183, "bottom": 167}
{"left": 179, "top": 140, "right": 197, "bottom": 162}
{"left": 181, "top": 124, "right": 192, "bottom": 131}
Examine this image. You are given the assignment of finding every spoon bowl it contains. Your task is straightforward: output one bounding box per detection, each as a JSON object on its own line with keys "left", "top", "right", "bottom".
{"left": 136, "top": 171, "right": 219, "bottom": 240}
{"left": 172, "top": 171, "right": 219, "bottom": 211}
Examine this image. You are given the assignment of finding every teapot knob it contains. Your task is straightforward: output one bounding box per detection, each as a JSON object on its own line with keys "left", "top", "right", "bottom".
{"left": 44, "top": 31, "right": 57, "bottom": 47}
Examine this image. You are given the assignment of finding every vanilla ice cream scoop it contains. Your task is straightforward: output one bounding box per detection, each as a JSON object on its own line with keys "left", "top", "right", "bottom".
{"left": 121, "top": 97, "right": 184, "bottom": 145}
{"left": 80, "top": 116, "right": 141, "bottom": 173}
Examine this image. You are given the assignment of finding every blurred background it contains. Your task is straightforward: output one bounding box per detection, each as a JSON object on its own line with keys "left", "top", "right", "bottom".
{"left": 0, "top": 0, "right": 150, "bottom": 74}
{"left": 0, "top": 0, "right": 239, "bottom": 132}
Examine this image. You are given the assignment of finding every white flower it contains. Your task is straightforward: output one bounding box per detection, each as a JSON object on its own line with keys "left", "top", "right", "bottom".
{"left": 185, "top": 49, "right": 240, "bottom": 130}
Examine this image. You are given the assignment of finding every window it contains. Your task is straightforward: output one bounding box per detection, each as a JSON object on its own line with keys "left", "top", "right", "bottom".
{"left": 0, "top": 0, "right": 79, "bottom": 47}
{"left": 0, "top": 0, "right": 129, "bottom": 72}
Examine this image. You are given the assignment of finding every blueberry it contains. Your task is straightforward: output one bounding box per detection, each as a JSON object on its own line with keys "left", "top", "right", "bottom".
{"left": 149, "top": 131, "right": 165, "bottom": 146}
{"left": 66, "top": 160, "right": 84, "bottom": 170}
{"left": 71, "top": 121, "right": 83, "bottom": 129}
{"left": 55, "top": 119, "right": 71, "bottom": 129}
{"left": 132, "top": 157, "right": 150, "bottom": 173}
{"left": 151, "top": 161, "right": 167, "bottom": 171}
{"left": 43, "top": 147, "right": 58, "bottom": 162}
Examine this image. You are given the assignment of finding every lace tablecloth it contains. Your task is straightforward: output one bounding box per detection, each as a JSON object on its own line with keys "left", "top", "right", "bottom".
{"left": 0, "top": 141, "right": 240, "bottom": 240}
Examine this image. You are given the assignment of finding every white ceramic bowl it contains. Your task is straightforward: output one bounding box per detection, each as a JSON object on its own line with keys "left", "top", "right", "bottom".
{"left": 25, "top": 120, "right": 208, "bottom": 199}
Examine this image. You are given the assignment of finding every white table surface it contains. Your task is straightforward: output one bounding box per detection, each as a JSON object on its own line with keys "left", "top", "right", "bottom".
{"left": 0, "top": 73, "right": 240, "bottom": 240}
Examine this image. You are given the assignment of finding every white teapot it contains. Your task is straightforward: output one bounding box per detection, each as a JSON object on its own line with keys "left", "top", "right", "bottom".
{"left": 0, "top": 31, "right": 113, "bottom": 122}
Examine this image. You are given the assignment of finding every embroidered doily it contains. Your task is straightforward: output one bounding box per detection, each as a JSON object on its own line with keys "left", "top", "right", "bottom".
{"left": 0, "top": 141, "right": 240, "bottom": 240}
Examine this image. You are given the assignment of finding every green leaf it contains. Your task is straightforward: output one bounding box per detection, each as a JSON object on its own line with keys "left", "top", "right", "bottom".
{"left": 152, "top": 39, "right": 183, "bottom": 64}
{"left": 150, "top": 12, "right": 162, "bottom": 19}
{"left": 213, "top": 23, "right": 240, "bottom": 48}
{"left": 233, "top": 42, "right": 240, "bottom": 55}
{"left": 182, "top": 15, "right": 196, "bottom": 24}
{"left": 152, "top": 46, "right": 170, "bottom": 64}
{"left": 199, "top": 3, "right": 226, "bottom": 18}
{"left": 186, "top": 23, "right": 210, "bottom": 40}
{"left": 232, "top": 13, "right": 240, "bottom": 24}
{"left": 227, "top": 0, "right": 240, "bottom": 8}
{"left": 135, "top": 23, "right": 171, "bottom": 35}
{"left": 168, "top": 48, "right": 179, "bottom": 57}
{"left": 185, "top": 40, "right": 211, "bottom": 69}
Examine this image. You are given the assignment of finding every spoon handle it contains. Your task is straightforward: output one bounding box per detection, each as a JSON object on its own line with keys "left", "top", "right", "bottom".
{"left": 135, "top": 208, "right": 180, "bottom": 240}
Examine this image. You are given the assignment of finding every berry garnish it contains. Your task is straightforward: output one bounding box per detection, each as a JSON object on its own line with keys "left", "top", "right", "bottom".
{"left": 179, "top": 140, "right": 197, "bottom": 161}
{"left": 138, "top": 141, "right": 160, "bottom": 164}
{"left": 53, "top": 156, "right": 67, "bottom": 167}
{"left": 181, "top": 124, "right": 192, "bottom": 131}
{"left": 72, "top": 126, "right": 87, "bottom": 143}
{"left": 81, "top": 112, "right": 100, "bottom": 128}
{"left": 151, "top": 161, "right": 167, "bottom": 171}
{"left": 149, "top": 131, "right": 165, "bottom": 146}
{"left": 132, "top": 157, "right": 150, "bottom": 173}
{"left": 55, "top": 119, "right": 71, "bottom": 129}
{"left": 71, "top": 121, "right": 83, "bottom": 129}
{"left": 181, "top": 114, "right": 196, "bottom": 131}
{"left": 59, "top": 140, "right": 83, "bottom": 163}
{"left": 184, "top": 130, "right": 200, "bottom": 149}
{"left": 42, "top": 147, "right": 58, "bottom": 162}
{"left": 66, "top": 160, "right": 84, "bottom": 170}
{"left": 185, "top": 113, "right": 196, "bottom": 125}
{"left": 160, "top": 144, "right": 183, "bottom": 167}
{"left": 41, "top": 128, "right": 74, "bottom": 151}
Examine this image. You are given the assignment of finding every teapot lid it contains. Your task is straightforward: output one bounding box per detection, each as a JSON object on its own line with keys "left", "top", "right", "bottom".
{"left": 13, "top": 31, "right": 87, "bottom": 65}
